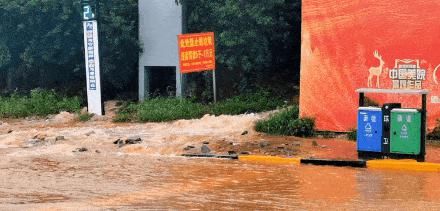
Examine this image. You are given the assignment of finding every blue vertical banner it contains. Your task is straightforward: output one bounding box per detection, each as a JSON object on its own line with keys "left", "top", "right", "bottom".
{"left": 82, "top": 1, "right": 102, "bottom": 115}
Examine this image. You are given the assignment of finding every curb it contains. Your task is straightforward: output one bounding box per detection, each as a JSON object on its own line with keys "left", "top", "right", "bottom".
{"left": 238, "top": 155, "right": 301, "bottom": 165}
{"left": 300, "top": 158, "right": 366, "bottom": 168}
{"left": 182, "top": 154, "right": 239, "bottom": 160}
{"left": 239, "top": 155, "right": 440, "bottom": 172}
{"left": 367, "top": 159, "right": 440, "bottom": 172}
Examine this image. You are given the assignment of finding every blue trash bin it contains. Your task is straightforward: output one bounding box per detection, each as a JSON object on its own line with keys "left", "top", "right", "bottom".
{"left": 357, "top": 107, "right": 383, "bottom": 153}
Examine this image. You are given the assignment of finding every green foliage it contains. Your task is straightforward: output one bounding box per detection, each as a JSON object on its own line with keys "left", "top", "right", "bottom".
{"left": 113, "top": 102, "right": 139, "bottom": 122}
{"left": 348, "top": 129, "right": 357, "bottom": 141}
{"left": 0, "top": 0, "right": 300, "bottom": 100}
{"left": 78, "top": 112, "right": 94, "bottom": 122}
{"left": 0, "top": 89, "right": 81, "bottom": 118}
{"left": 255, "top": 107, "right": 315, "bottom": 137}
{"left": 114, "top": 91, "right": 285, "bottom": 122}
{"left": 180, "top": 0, "right": 301, "bottom": 100}
{"left": 137, "top": 98, "right": 206, "bottom": 122}
{"left": 211, "top": 90, "right": 284, "bottom": 115}
{"left": 0, "top": 0, "right": 139, "bottom": 99}
{"left": 428, "top": 120, "right": 440, "bottom": 141}
{"left": 114, "top": 98, "right": 206, "bottom": 122}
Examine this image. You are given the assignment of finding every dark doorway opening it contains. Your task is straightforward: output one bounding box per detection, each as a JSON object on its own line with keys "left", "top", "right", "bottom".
{"left": 145, "top": 66, "right": 176, "bottom": 98}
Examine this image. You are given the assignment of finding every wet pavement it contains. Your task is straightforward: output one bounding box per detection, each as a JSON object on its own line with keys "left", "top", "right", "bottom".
{"left": 0, "top": 153, "right": 439, "bottom": 210}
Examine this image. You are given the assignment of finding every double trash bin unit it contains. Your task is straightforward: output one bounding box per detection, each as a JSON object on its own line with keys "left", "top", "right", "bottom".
{"left": 355, "top": 89, "right": 428, "bottom": 162}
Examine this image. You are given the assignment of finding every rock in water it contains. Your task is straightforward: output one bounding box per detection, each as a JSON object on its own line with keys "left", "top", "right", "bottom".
{"left": 201, "top": 145, "right": 211, "bottom": 154}
{"left": 33, "top": 134, "right": 47, "bottom": 141}
{"left": 184, "top": 146, "right": 196, "bottom": 151}
{"left": 277, "top": 145, "right": 286, "bottom": 150}
{"left": 112, "top": 139, "right": 125, "bottom": 148}
{"left": 73, "top": 147, "right": 88, "bottom": 153}
{"left": 27, "top": 139, "right": 43, "bottom": 147}
{"left": 55, "top": 136, "right": 65, "bottom": 141}
{"left": 259, "top": 140, "right": 270, "bottom": 148}
{"left": 125, "top": 136, "right": 142, "bottom": 145}
{"left": 85, "top": 131, "right": 95, "bottom": 136}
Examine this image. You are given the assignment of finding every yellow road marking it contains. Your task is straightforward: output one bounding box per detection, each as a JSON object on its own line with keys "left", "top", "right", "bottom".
{"left": 367, "top": 159, "right": 440, "bottom": 172}
{"left": 240, "top": 155, "right": 440, "bottom": 172}
{"left": 239, "top": 155, "right": 301, "bottom": 165}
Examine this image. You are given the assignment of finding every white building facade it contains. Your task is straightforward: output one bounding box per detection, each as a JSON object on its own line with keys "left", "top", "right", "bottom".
{"left": 138, "top": 0, "right": 183, "bottom": 101}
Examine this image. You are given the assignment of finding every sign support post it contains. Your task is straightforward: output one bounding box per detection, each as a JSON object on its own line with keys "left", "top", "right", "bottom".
{"left": 177, "top": 32, "right": 216, "bottom": 103}
{"left": 213, "top": 69, "right": 217, "bottom": 103}
{"left": 81, "top": 0, "right": 103, "bottom": 116}
{"left": 180, "top": 72, "right": 184, "bottom": 101}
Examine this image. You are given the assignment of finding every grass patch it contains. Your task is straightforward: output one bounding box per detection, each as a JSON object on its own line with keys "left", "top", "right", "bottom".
{"left": 0, "top": 89, "right": 81, "bottom": 118}
{"left": 255, "top": 106, "right": 315, "bottom": 137}
{"left": 210, "top": 91, "right": 284, "bottom": 115}
{"left": 113, "top": 102, "right": 139, "bottom": 122}
{"left": 114, "top": 98, "right": 206, "bottom": 122}
{"left": 78, "top": 113, "right": 94, "bottom": 122}
{"left": 114, "top": 91, "right": 285, "bottom": 123}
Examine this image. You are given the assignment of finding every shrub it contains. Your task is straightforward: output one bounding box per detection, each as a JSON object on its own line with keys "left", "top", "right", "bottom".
{"left": 348, "top": 129, "right": 357, "bottom": 141}
{"left": 114, "top": 98, "right": 207, "bottom": 122}
{"left": 78, "top": 113, "right": 94, "bottom": 122}
{"left": 114, "top": 91, "right": 286, "bottom": 122}
{"left": 428, "top": 119, "right": 440, "bottom": 140}
{"left": 113, "top": 102, "right": 139, "bottom": 122}
{"left": 0, "top": 94, "right": 29, "bottom": 118}
{"left": 211, "top": 90, "right": 284, "bottom": 115}
{"left": 255, "top": 106, "right": 315, "bottom": 137}
{"left": 0, "top": 89, "right": 81, "bottom": 118}
{"left": 137, "top": 98, "right": 206, "bottom": 122}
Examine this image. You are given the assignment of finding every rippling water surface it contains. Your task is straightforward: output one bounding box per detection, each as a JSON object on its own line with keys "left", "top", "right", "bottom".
{"left": 0, "top": 155, "right": 439, "bottom": 210}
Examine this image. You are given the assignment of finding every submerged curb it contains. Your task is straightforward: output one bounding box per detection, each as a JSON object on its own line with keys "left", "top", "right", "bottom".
{"left": 367, "top": 159, "right": 440, "bottom": 172}
{"left": 238, "top": 155, "right": 301, "bottom": 165}
{"left": 239, "top": 155, "right": 440, "bottom": 172}
{"left": 300, "top": 158, "right": 366, "bottom": 168}
{"left": 182, "top": 154, "right": 239, "bottom": 160}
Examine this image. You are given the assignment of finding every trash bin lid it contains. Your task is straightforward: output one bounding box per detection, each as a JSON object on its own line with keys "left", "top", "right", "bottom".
{"left": 359, "top": 107, "right": 382, "bottom": 111}
{"left": 391, "top": 108, "right": 419, "bottom": 113}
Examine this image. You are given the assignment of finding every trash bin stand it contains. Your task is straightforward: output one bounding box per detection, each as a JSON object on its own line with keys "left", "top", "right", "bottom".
{"left": 357, "top": 89, "right": 428, "bottom": 162}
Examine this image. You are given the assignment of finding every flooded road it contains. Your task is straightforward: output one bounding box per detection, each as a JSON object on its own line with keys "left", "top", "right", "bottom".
{"left": 0, "top": 153, "right": 439, "bottom": 210}
{"left": 1, "top": 113, "right": 440, "bottom": 210}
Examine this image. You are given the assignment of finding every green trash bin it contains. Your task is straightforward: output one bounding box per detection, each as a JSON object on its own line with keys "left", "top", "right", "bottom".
{"left": 390, "top": 109, "right": 421, "bottom": 155}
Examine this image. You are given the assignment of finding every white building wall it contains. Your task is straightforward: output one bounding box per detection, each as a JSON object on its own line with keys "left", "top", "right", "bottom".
{"left": 138, "top": 0, "right": 182, "bottom": 101}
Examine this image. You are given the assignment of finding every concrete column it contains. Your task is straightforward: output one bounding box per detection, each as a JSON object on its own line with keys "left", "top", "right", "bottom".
{"left": 138, "top": 65, "right": 145, "bottom": 101}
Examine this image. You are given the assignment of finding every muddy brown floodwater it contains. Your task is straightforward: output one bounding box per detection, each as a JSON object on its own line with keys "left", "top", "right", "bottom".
{"left": 1, "top": 155, "right": 440, "bottom": 210}
{"left": 0, "top": 111, "right": 440, "bottom": 210}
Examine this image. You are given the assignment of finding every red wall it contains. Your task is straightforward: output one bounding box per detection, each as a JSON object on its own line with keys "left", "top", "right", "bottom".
{"left": 300, "top": 0, "right": 440, "bottom": 131}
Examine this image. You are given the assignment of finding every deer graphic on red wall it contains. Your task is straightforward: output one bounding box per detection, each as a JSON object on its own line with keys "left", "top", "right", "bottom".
{"left": 368, "top": 50, "right": 385, "bottom": 88}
